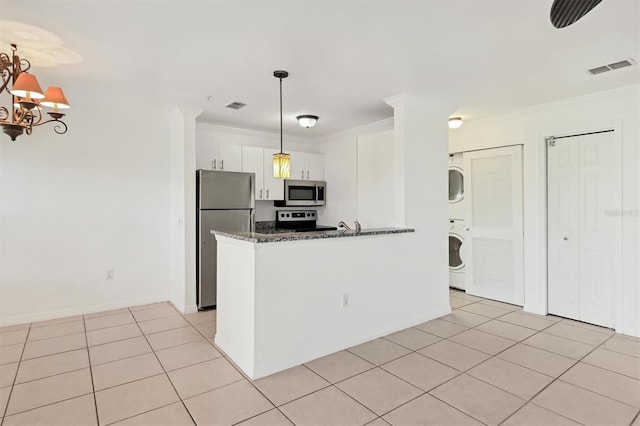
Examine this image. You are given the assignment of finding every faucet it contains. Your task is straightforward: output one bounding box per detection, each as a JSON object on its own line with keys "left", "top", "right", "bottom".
{"left": 337, "top": 221, "right": 351, "bottom": 231}
{"left": 338, "top": 221, "right": 361, "bottom": 233}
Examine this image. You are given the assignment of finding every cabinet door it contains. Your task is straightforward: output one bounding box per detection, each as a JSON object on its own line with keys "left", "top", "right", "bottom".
{"left": 196, "top": 140, "right": 219, "bottom": 170}
{"left": 218, "top": 144, "right": 242, "bottom": 172}
{"left": 289, "top": 151, "right": 306, "bottom": 180}
{"left": 242, "top": 146, "right": 264, "bottom": 200}
{"left": 305, "top": 153, "right": 324, "bottom": 180}
{"left": 263, "top": 148, "right": 284, "bottom": 200}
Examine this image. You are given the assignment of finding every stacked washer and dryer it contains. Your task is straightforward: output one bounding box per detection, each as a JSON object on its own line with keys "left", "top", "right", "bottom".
{"left": 448, "top": 153, "right": 466, "bottom": 290}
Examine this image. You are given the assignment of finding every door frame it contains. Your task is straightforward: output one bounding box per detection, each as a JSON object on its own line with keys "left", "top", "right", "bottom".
{"left": 543, "top": 122, "right": 623, "bottom": 330}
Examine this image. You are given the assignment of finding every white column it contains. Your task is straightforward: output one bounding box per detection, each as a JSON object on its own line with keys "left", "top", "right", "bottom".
{"left": 384, "top": 94, "right": 457, "bottom": 312}
{"left": 169, "top": 107, "right": 202, "bottom": 313}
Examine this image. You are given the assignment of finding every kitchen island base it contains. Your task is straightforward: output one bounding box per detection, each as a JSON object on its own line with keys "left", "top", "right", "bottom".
{"left": 214, "top": 230, "right": 450, "bottom": 379}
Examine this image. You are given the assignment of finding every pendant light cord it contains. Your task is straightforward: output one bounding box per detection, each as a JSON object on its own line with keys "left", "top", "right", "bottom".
{"left": 279, "top": 76, "right": 283, "bottom": 154}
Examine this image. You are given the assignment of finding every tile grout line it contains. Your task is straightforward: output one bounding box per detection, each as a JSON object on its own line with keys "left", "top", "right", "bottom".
{"left": 0, "top": 323, "right": 31, "bottom": 425}
{"left": 174, "top": 307, "right": 293, "bottom": 424}
{"left": 81, "top": 314, "right": 100, "bottom": 426}
{"left": 125, "top": 306, "right": 199, "bottom": 426}
{"left": 452, "top": 294, "right": 635, "bottom": 425}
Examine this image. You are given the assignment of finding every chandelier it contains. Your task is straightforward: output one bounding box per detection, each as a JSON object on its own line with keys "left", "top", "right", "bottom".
{"left": 0, "top": 44, "right": 70, "bottom": 141}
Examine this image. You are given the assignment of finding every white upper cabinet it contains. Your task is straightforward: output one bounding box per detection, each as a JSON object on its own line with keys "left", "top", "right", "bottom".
{"left": 241, "top": 147, "right": 284, "bottom": 201}
{"left": 241, "top": 146, "right": 265, "bottom": 200}
{"left": 196, "top": 141, "right": 242, "bottom": 172}
{"left": 289, "top": 151, "right": 324, "bottom": 180}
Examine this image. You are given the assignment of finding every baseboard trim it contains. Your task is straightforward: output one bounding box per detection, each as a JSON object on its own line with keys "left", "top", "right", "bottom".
{"left": 0, "top": 297, "right": 169, "bottom": 327}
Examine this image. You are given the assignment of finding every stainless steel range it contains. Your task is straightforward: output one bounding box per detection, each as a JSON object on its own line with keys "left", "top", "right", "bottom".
{"left": 276, "top": 210, "right": 337, "bottom": 232}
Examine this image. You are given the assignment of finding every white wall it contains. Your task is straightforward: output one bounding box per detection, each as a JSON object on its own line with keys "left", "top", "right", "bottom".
{"left": 317, "top": 119, "right": 393, "bottom": 227}
{"left": 0, "top": 92, "right": 174, "bottom": 325}
{"left": 450, "top": 84, "right": 640, "bottom": 337}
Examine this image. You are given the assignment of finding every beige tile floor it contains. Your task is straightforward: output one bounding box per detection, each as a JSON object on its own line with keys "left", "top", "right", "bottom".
{"left": 0, "top": 289, "right": 639, "bottom": 425}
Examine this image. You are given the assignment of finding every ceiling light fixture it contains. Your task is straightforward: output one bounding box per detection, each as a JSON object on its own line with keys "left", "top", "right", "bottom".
{"left": 0, "top": 44, "right": 70, "bottom": 141}
{"left": 273, "top": 70, "right": 290, "bottom": 179}
{"left": 448, "top": 117, "right": 463, "bottom": 129}
{"left": 296, "top": 115, "right": 319, "bottom": 128}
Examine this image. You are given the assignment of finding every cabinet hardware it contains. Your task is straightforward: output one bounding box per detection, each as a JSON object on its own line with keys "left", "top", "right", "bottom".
{"left": 564, "top": 236, "right": 569, "bottom": 241}
{"left": 221, "top": 160, "right": 224, "bottom": 170}
{"left": 212, "top": 159, "right": 217, "bottom": 170}
{"left": 301, "top": 170, "right": 304, "bottom": 179}
{"left": 266, "top": 189, "right": 270, "bottom": 199}
{"left": 259, "top": 189, "right": 263, "bottom": 199}
{"left": 306, "top": 170, "right": 309, "bottom": 180}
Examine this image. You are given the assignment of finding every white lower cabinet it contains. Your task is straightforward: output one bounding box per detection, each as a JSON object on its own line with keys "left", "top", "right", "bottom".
{"left": 242, "top": 147, "right": 284, "bottom": 201}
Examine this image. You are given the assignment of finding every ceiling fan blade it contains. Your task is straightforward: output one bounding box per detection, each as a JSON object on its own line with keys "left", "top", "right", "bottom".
{"left": 550, "top": 0, "right": 604, "bottom": 28}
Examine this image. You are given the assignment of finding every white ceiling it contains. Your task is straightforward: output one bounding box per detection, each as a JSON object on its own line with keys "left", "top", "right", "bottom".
{"left": 4, "top": 0, "right": 640, "bottom": 138}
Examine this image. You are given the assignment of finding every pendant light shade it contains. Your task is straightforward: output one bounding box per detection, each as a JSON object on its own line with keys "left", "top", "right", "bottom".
{"left": 273, "top": 152, "right": 291, "bottom": 179}
{"left": 273, "top": 70, "right": 290, "bottom": 179}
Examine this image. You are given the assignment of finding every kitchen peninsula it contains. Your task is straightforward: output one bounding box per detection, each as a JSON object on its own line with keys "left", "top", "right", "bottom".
{"left": 212, "top": 227, "right": 451, "bottom": 379}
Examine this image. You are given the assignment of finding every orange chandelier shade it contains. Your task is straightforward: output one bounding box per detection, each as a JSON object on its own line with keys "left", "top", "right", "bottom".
{"left": 10, "top": 72, "right": 45, "bottom": 99}
{"left": 41, "top": 87, "right": 70, "bottom": 110}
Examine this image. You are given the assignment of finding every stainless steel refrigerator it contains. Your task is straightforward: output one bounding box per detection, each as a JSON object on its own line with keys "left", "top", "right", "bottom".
{"left": 196, "top": 170, "right": 255, "bottom": 309}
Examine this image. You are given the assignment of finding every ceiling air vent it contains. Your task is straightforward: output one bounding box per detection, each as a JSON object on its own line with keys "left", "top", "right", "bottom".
{"left": 588, "top": 58, "right": 636, "bottom": 75}
{"left": 225, "top": 101, "right": 247, "bottom": 110}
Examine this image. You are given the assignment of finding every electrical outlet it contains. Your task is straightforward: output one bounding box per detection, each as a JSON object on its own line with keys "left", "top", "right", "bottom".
{"left": 106, "top": 269, "right": 114, "bottom": 280}
{"left": 341, "top": 293, "right": 350, "bottom": 308}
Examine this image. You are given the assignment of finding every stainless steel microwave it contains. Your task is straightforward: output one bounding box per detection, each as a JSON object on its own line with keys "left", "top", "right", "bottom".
{"left": 278, "top": 180, "right": 326, "bottom": 206}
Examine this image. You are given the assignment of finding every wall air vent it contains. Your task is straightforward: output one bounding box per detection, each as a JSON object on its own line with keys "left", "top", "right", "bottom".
{"left": 588, "top": 58, "right": 636, "bottom": 75}
{"left": 225, "top": 102, "right": 247, "bottom": 110}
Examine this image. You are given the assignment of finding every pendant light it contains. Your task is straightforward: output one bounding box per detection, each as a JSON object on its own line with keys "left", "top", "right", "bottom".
{"left": 273, "top": 70, "right": 290, "bottom": 179}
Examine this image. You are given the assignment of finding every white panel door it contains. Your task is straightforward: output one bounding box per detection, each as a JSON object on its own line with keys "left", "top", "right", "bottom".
{"left": 548, "top": 131, "right": 620, "bottom": 327}
{"left": 547, "top": 139, "right": 580, "bottom": 320}
{"left": 242, "top": 146, "right": 264, "bottom": 200}
{"left": 464, "top": 145, "right": 524, "bottom": 305}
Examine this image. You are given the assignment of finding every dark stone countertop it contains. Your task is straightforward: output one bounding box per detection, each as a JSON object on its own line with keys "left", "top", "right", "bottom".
{"left": 210, "top": 227, "right": 415, "bottom": 243}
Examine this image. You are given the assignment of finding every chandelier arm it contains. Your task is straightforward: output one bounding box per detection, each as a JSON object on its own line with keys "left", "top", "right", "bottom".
{"left": 0, "top": 63, "right": 10, "bottom": 94}
{"left": 0, "top": 106, "right": 8, "bottom": 121}
{"left": 32, "top": 117, "right": 68, "bottom": 135}
{"left": 18, "top": 58, "right": 31, "bottom": 73}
